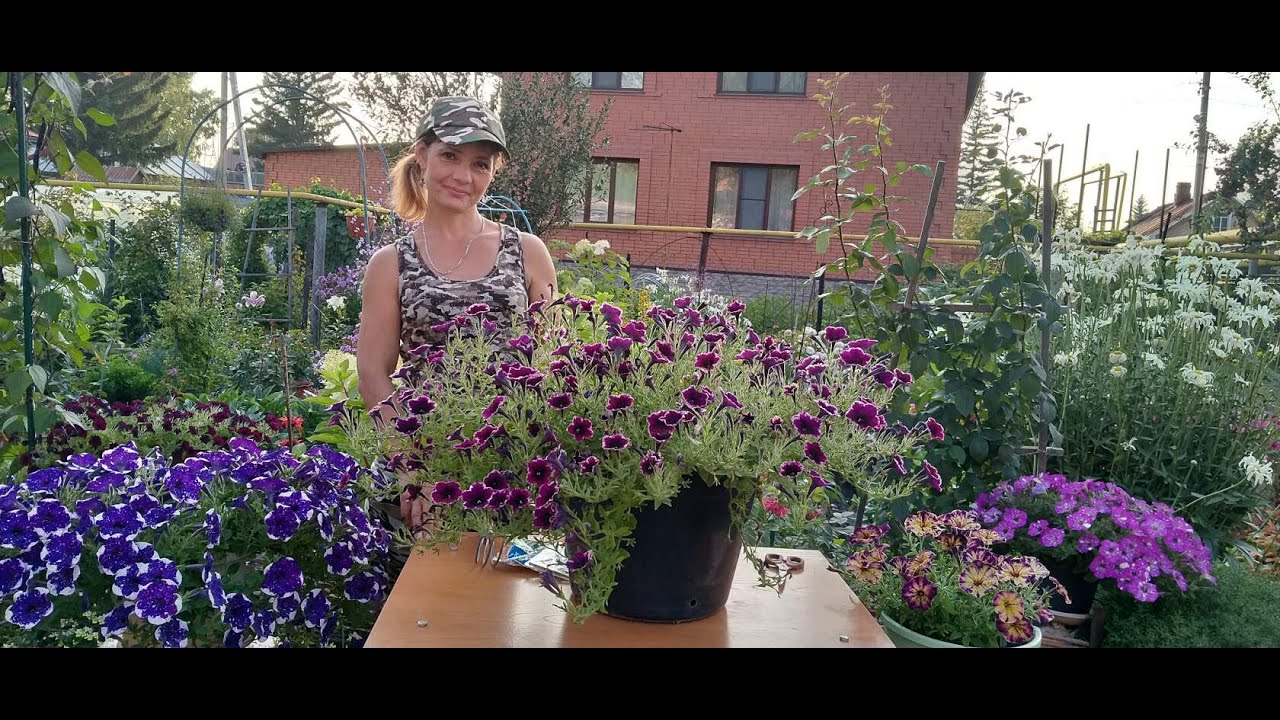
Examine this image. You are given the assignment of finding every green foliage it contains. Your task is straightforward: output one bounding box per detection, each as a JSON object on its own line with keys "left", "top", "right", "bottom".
{"left": 181, "top": 187, "right": 239, "bottom": 233}
{"left": 0, "top": 72, "right": 113, "bottom": 443}
{"left": 489, "top": 72, "right": 611, "bottom": 237}
{"left": 744, "top": 294, "right": 801, "bottom": 336}
{"left": 958, "top": 81, "right": 1000, "bottom": 206}
{"left": 99, "top": 357, "right": 157, "bottom": 403}
{"left": 792, "top": 74, "right": 1060, "bottom": 520}
{"left": 250, "top": 72, "right": 349, "bottom": 151}
{"left": 228, "top": 327, "right": 319, "bottom": 396}
{"left": 953, "top": 207, "right": 987, "bottom": 241}
{"left": 347, "top": 72, "right": 493, "bottom": 142}
{"left": 70, "top": 72, "right": 216, "bottom": 166}
{"left": 225, "top": 181, "right": 362, "bottom": 283}
{"left": 1100, "top": 561, "right": 1280, "bottom": 647}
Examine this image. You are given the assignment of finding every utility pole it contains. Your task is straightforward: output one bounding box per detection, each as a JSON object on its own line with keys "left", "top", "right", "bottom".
{"left": 1192, "top": 72, "right": 1211, "bottom": 229}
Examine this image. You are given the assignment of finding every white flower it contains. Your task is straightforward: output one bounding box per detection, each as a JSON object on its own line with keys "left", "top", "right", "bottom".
{"left": 574, "top": 238, "right": 593, "bottom": 254}
{"left": 326, "top": 295, "right": 346, "bottom": 312}
{"left": 242, "top": 291, "right": 266, "bottom": 308}
{"left": 1234, "top": 373, "right": 1252, "bottom": 387}
{"left": 1239, "top": 455, "right": 1274, "bottom": 488}
{"left": 1175, "top": 255, "right": 1206, "bottom": 278}
{"left": 1235, "top": 277, "right": 1267, "bottom": 302}
{"left": 1108, "top": 350, "right": 1128, "bottom": 365}
{"left": 98, "top": 638, "right": 123, "bottom": 648}
{"left": 213, "top": 278, "right": 225, "bottom": 295}
{"left": 1143, "top": 352, "right": 1165, "bottom": 370}
{"left": 1209, "top": 257, "right": 1242, "bottom": 279}
{"left": 1219, "top": 326, "right": 1252, "bottom": 354}
{"left": 592, "top": 239, "right": 610, "bottom": 255}
{"left": 1139, "top": 315, "right": 1167, "bottom": 335}
{"left": 1180, "top": 363, "right": 1214, "bottom": 388}
{"left": 1269, "top": 343, "right": 1280, "bottom": 356}
{"left": 1175, "top": 309, "right": 1214, "bottom": 331}
{"left": 1250, "top": 305, "right": 1276, "bottom": 329}
{"left": 248, "top": 636, "right": 280, "bottom": 648}
{"left": 1121, "top": 437, "right": 1138, "bottom": 452}
{"left": 1109, "top": 365, "right": 1128, "bottom": 378}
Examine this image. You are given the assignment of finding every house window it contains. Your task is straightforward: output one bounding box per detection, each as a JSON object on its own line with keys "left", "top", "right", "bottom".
{"left": 1210, "top": 214, "right": 1234, "bottom": 232}
{"left": 709, "top": 164, "right": 798, "bottom": 232}
{"left": 717, "top": 72, "right": 806, "bottom": 95}
{"left": 582, "top": 159, "right": 638, "bottom": 224}
{"left": 570, "top": 72, "right": 644, "bottom": 91}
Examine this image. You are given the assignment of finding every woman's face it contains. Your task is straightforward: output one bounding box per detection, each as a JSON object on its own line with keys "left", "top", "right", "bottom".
{"left": 415, "top": 140, "right": 501, "bottom": 213}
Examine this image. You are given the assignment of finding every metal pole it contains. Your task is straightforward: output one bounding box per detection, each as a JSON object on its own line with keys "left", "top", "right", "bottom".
{"left": 1038, "top": 159, "right": 1055, "bottom": 475}
{"left": 1160, "top": 148, "right": 1171, "bottom": 241}
{"left": 219, "top": 72, "right": 228, "bottom": 187}
{"left": 15, "top": 72, "right": 36, "bottom": 450}
{"left": 1128, "top": 150, "right": 1139, "bottom": 229}
{"left": 1078, "top": 124, "right": 1090, "bottom": 230}
{"left": 229, "top": 72, "right": 253, "bottom": 191}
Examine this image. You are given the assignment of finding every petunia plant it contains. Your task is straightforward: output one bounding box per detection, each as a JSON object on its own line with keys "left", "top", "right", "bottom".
{"left": 1, "top": 439, "right": 389, "bottom": 647}
{"left": 841, "top": 509, "right": 1059, "bottom": 647}
{"left": 367, "top": 295, "right": 941, "bottom": 622}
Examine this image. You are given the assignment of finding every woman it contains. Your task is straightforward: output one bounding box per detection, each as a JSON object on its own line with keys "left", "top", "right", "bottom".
{"left": 357, "top": 96, "right": 557, "bottom": 541}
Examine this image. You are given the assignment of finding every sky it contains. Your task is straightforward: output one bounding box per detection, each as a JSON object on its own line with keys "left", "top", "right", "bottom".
{"left": 193, "top": 72, "right": 1277, "bottom": 225}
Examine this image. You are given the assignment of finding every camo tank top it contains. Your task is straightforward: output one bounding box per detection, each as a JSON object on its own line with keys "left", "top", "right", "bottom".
{"left": 397, "top": 223, "right": 529, "bottom": 363}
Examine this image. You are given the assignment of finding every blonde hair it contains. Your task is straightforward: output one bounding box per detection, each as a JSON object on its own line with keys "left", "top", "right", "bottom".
{"left": 390, "top": 134, "right": 508, "bottom": 223}
{"left": 390, "top": 137, "right": 433, "bottom": 223}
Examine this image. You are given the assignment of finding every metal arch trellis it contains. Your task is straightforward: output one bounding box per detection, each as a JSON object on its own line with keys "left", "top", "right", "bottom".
{"left": 175, "top": 83, "right": 393, "bottom": 275}
{"left": 477, "top": 194, "right": 533, "bottom": 234}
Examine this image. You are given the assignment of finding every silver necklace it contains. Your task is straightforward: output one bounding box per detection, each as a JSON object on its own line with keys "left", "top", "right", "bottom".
{"left": 421, "top": 217, "right": 487, "bottom": 277}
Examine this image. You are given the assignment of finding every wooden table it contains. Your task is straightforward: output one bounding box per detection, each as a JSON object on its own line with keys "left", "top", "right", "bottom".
{"left": 365, "top": 534, "right": 894, "bottom": 648}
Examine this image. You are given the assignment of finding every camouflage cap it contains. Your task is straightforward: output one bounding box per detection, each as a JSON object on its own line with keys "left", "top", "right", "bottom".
{"left": 415, "top": 96, "right": 508, "bottom": 155}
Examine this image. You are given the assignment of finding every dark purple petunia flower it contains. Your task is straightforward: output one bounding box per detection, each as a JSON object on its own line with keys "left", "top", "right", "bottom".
{"left": 601, "top": 303, "right": 623, "bottom": 325}
{"left": 393, "top": 416, "right": 421, "bottom": 434}
{"left": 607, "top": 336, "right": 633, "bottom": 354}
{"left": 547, "top": 392, "right": 574, "bottom": 411}
{"left": 823, "top": 326, "right": 848, "bottom": 342}
{"left": 695, "top": 351, "right": 720, "bottom": 371}
{"left": 507, "top": 487, "right": 532, "bottom": 510}
{"left": 804, "top": 442, "right": 828, "bottom": 465}
{"left": 602, "top": 433, "right": 632, "bottom": 451}
{"left": 567, "top": 416, "right": 595, "bottom": 442}
{"left": 718, "top": 391, "right": 743, "bottom": 411}
{"left": 808, "top": 470, "right": 834, "bottom": 494}
{"left": 681, "top": 385, "right": 712, "bottom": 411}
{"left": 482, "top": 395, "right": 507, "bottom": 421}
{"left": 605, "top": 394, "right": 634, "bottom": 412}
{"left": 533, "top": 503, "right": 558, "bottom": 530}
{"left": 461, "top": 483, "right": 494, "bottom": 510}
{"left": 264, "top": 506, "right": 301, "bottom": 541}
{"left": 894, "top": 369, "right": 914, "bottom": 386}
{"left": 536, "top": 482, "right": 559, "bottom": 509}
{"left": 526, "top": 457, "right": 558, "bottom": 485}
{"left": 922, "top": 461, "right": 942, "bottom": 493}
{"left": 925, "top": 417, "right": 946, "bottom": 441}
{"left": 407, "top": 394, "right": 437, "bottom": 415}
{"left": 892, "top": 455, "right": 908, "bottom": 476}
{"left": 431, "top": 480, "right": 462, "bottom": 505}
{"left": 727, "top": 299, "right": 746, "bottom": 315}
{"left": 791, "top": 412, "right": 823, "bottom": 437}
{"left": 845, "top": 400, "right": 887, "bottom": 432}
{"left": 839, "top": 347, "right": 873, "bottom": 366}
{"left": 779, "top": 461, "right": 804, "bottom": 477}
{"left": 578, "top": 456, "right": 601, "bottom": 474}
{"left": 622, "top": 320, "right": 647, "bottom": 341}
{"left": 640, "top": 451, "right": 663, "bottom": 475}
{"left": 566, "top": 550, "right": 594, "bottom": 572}
{"left": 482, "top": 470, "right": 510, "bottom": 490}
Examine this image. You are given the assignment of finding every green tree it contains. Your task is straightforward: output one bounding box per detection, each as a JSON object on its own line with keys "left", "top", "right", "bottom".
{"left": 347, "top": 72, "right": 493, "bottom": 141}
{"left": 488, "top": 72, "right": 611, "bottom": 237}
{"left": 72, "top": 72, "right": 210, "bottom": 166}
{"left": 958, "top": 83, "right": 999, "bottom": 207}
{"left": 249, "top": 72, "right": 348, "bottom": 152}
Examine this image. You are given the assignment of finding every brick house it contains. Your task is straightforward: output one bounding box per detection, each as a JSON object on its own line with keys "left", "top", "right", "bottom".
{"left": 263, "top": 72, "right": 982, "bottom": 297}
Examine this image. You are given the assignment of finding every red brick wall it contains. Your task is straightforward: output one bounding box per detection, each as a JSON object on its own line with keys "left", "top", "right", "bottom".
{"left": 263, "top": 146, "right": 392, "bottom": 203}
{"left": 264, "top": 72, "right": 976, "bottom": 278}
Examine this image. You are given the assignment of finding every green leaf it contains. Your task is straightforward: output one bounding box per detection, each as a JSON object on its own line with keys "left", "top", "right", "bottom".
{"left": 0, "top": 145, "right": 19, "bottom": 179}
{"left": 74, "top": 151, "right": 107, "bottom": 182}
{"left": 86, "top": 107, "right": 116, "bottom": 126}
{"left": 44, "top": 72, "right": 81, "bottom": 114}
{"left": 5, "top": 369, "right": 32, "bottom": 398}
{"left": 815, "top": 228, "right": 831, "bottom": 255}
{"left": 54, "top": 246, "right": 75, "bottom": 278}
{"left": 47, "top": 130, "right": 72, "bottom": 175}
{"left": 4, "top": 196, "right": 38, "bottom": 222}
{"left": 947, "top": 444, "right": 967, "bottom": 465}
{"left": 28, "top": 364, "right": 48, "bottom": 393}
{"left": 38, "top": 202, "right": 71, "bottom": 237}
{"left": 968, "top": 435, "right": 989, "bottom": 462}
{"left": 72, "top": 117, "right": 88, "bottom": 140}
{"left": 900, "top": 253, "right": 920, "bottom": 279}
{"left": 1004, "top": 247, "right": 1026, "bottom": 278}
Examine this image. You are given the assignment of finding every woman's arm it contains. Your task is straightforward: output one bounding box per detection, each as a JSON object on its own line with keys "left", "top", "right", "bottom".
{"left": 520, "top": 232, "right": 558, "bottom": 304}
{"left": 356, "top": 245, "right": 402, "bottom": 427}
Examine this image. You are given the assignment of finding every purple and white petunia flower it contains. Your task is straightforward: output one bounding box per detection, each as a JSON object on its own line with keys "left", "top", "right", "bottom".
{"left": 5, "top": 588, "right": 54, "bottom": 629}
{"left": 155, "top": 618, "right": 190, "bottom": 648}
{"left": 262, "top": 557, "right": 304, "bottom": 597}
{"left": 135, "top": 580, "right": 182, "bottom": 625}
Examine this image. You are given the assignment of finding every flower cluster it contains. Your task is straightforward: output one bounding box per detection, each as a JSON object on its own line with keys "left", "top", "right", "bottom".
{"left": 842, "top": 510, "right": 1056, "bottom": 647}
{"left": 29, "top": 395, "right": 273, "bottom": 469}
{"left": 974, "top": 473, "right": 1216, "bottom": 602}
{"left": 2, "top": 439, "right": 387, "bottom": 647}
{"left": 370, "top": 295, "right": 938, "bottom": 621}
